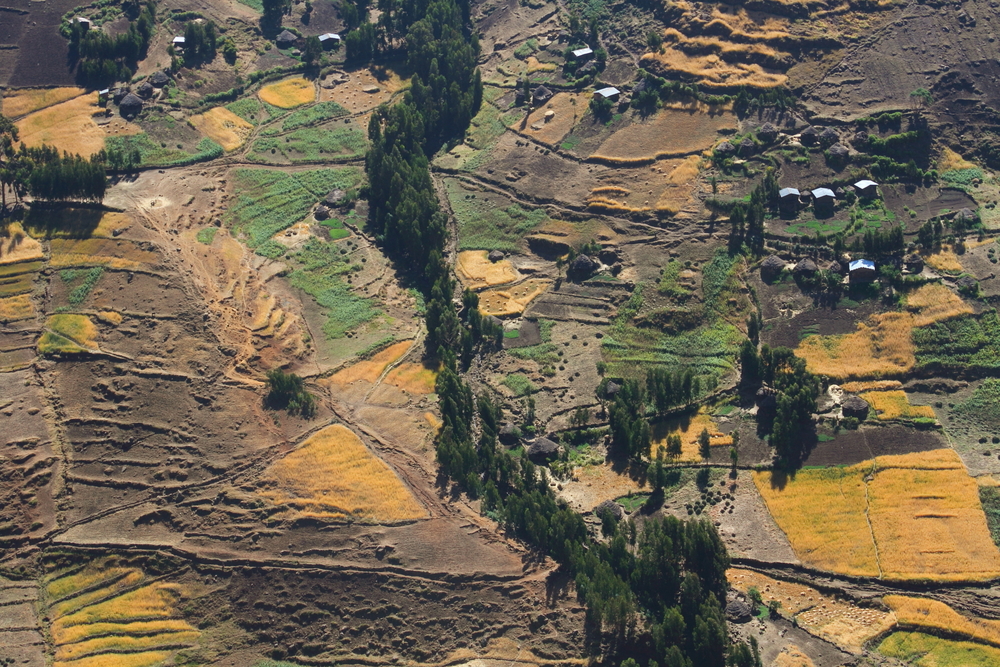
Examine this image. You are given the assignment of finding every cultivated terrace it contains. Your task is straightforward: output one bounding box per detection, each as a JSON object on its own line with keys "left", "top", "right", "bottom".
{"left": 4, "top": 0, "right": 1000, "bottom": 665}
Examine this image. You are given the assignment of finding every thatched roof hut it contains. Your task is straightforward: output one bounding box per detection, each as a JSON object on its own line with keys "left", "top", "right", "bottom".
{"left": 726, "top": 599, "right": 752, "bottom": 622}
{"left": 761, "top": 255, "right": 786, "bottom": 279}
{"left": 149, "top": 70, "right": 169, "bottom": 87}
{"left": 118, "top": 93, "right": 143, "bottom": 119}
{"left": 842, "top": 395, "right": 869, "bottom": 420}
{"left": 819, "top": 127, "right": 839, "bottom": 146}
{"left": 594, "top": 499, "right": 625, "bottom": 521}
{"left": 527, "top": 437, "right": 561, "bottom": 463}
{"left": 800, "top": 126, "right": 819, "bottom": 145}
{"left": 793, "top": 258, "right": 819, "bottom": 276}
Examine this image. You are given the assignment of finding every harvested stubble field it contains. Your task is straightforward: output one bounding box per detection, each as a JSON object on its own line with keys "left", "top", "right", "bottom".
{"left": 258, "top": 77, "right": 317, "bottom": 108}
{"left": 188, "top": 106, "right": 254, "bottom": 151}
{"left": 924, "top": 246, "right": 965, "bottom": 274}
{"left": 259, "top": 424, "right": 427, "bottom": 522}
{"left": 456, "top": 250, "right": 519, "bottom": 290}
{"left": 589, "top": 105, "right": 736, "bottom": 165}
{"left": 879, "top": 631, "right": 1000, "bottom": 666}
{"left": 861, "top": 390, "right": 936, "bottom": 421}
{"left": 15, "top": 92, "right": 138, "bottom": 157}
{"left": 641, "top": 47, "right": 787, "bottom": 90}
{"left": 384, "top": 362, "right": 438, "bottom": 394}
{"left": 652, "top": 409, "right": 732, "bottom": 462}
{"left": 479, "top": 279, "right": 551, "bottom": 317}
{"left": 319, "top": 68, "right": 408, "bottom": 114}
{"left": 884, "top": 595, "right": 1000, "bottom": 648}
{"left": 754, "top": 449, "right": 1000, "bottom": 581}
{"left": 0, "top": 294, "right": 34, "bottom": 321}
{"left": 46, "top": 560, "right": 199, "bottom": 667}
{"left": 728, "top": 568, "right": 896, "bottom": 654}
{"left": 49, "top": 239, "right": 159, "bottom": 270}
{"left": 512, "top": 92, "right": 583, "bottom": 146}
{"left": 0, "top": 223, "right": 44, "bottom": 263}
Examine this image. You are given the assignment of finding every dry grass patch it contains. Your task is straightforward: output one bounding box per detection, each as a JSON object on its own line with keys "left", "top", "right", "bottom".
{"left": 641, "top": 47, "right": 786, "bottom": 90}
{"left": 511, "top": 93, "right": 583, "bottom": 146}
{"left": 729, "top": 568, "right": 896, "bottom": 654}
{"left": 16, "top": 92, "right": 109, "bottom": 156}
{"left": 774, "top": 646, "right": 816, "bottom": 667}
{"left": 320, "top": 69, "right": 408, "bottom": 114}
{"left": 590, "top": 106, "right": 736, "bottom": 164}
{"left": 940, "top": 147, "right": 979, "bottom": 172}
{"left": 0, "top": 294, "right": 34, "bottom": 321}
{"left": 456, "top": 250, "right": 519, "bottom": 290}
{"left": 905, "top": 283, "right": 972, "bottom": 327}
{"left": 0, "top": 223, "right": 44, "bottom": 264}
{"left": 2, "top": 87, "right": 86, "bottom": 119}
{"left": 189, "top": 106, "right": 253, "bottom": 151}
{"left": 260, "top": 424, "right": 427, "bottom": 522}
{"left": 38, "top": 314, "right": 98, "bottom": 355}
{"left": 325, "top": 341, "right": 411, "bottom": 387}
{"left": 795, "top": 312, "right": 915, "bottom": 380}
{"left": 479, "top": 279, "right": 550, "bottom": 317}
{"left": 96, "top": 311, "right": 123, "bottom": 326}
{"left": 924, "top": 246, "right": 964, "bottom": 274}
{"left": 525, "top": 56, "right": 556, "bottom": 73}
{"left": 56, "top": 631, "right": 201, "bottom": 661}
{"left": 885, "top": 596, "right": 1000, "bottom": 648}
{"left": 57, "top": 583, "right": 188, "bottom": 628}
{"left": 756, "top": 449, "right": 1000, "bottom": 581}
{"left": 384, "top": 362, "right": 438, "bottom": 394}
{"left": 54, "top": 620, "right": 195, "bottom": 646}
{"left": 259, "top": 77, "right": 316, "bottom": 108}
{"left": 58, "top": 651, "right": 174, "bottom": 667}
{"left": 861, "top": 390, "right": 936, "bottom": 421}
{"left": 49, "top": 239, "right": 159, "bottom": 270}
{"left": 841, "top": 380, "right": 903, "bottom": 393}
{"left": 653, "top": 409, "right": 731, "bottom": 462}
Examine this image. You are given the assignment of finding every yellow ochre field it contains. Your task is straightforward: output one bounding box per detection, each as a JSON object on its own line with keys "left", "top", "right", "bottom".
{"left": 754, "top": 449, "right": 1000, "bottom": 581}
{"left": 641, "top": 46, "right": 786, "bottom": 90}
{"left": 861, "top": 390, "right": 936, "bottom": 421}
{"left": 652, "top": 409, "right": 731, "bottom": 461}
{"left": 49, "top": 239, "right": 159, "bottom": 270}
{"left": 728, "top": 568, "right": 896, "bottom": 654}
{"left": 797, "top": 285, "right": 971, "bottom": 379}
{"left": 384, "top": 362, "right": 438, "bottom": 394}
{"left": 0, "top": 294, "right": 34, "bottom": 321}
{"left": 259, "top": 77, "right": 316, "bottom": 108}
{"left": 456, "top": 250, "right": 519, "bottom": 290}
{"left": 479, "top": 279, "right": 551, "bottom": 317}
{"left": 325, "top": 341, "right": 412, "bottom": 387}
{"left": 590, "top": 106, "right": 736, "bottom": 164}
{"left": 885, "top": 595, "right": 1000, "bottom": 648}
{"left": 2, "top": 87, "right": 87, "bottom": 119}
{"left": 924, "top": 246, "right": 964, "bottom": 274}
{"left": 260, "top": 424, "right": 427, "bottom": 522}
{"left": 0, "top": 223, "right": 44, "bottom": 264}
{"left": 38, "top": 314, "right": 99, "bottom": 355}
{"left": 15, "top": 92, "right": 140, "bottom": 157}
{"left": 840, "top": 380, "right": 902, "bottom": 393}
{"left": 46, "top": 560, "right": 199, "bottom": 667}
{"left": 189, "top": 106, "right": 254, "bottom": 151}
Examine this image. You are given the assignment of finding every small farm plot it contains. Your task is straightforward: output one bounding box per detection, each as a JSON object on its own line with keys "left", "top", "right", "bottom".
{"left": 913, "top": 311, "right": 1000, "bottom": 374}
{"left": 510, "top": 92, "right": 584, "bottom": 147}
{"left": 651, "top": 408, "right": 732, "bottom": 462}
{"left": 755, "top": 449, "right": 1000, "bottom": 581}
{"left": 2, "top": 87, "right": 86, "bottom": 119}
{"left": 884, "top": 595, "right": 1000, "bottom": 648}
{"left": 589, "top": 104, "right": 737, "bottom": 164}
{"left": 44, "top": 558, "right": 199, "bottom": 667}
{"left": 324, "top": 341, "right": 412, "bottom": 388}
{"left": 188, "top": 106, "right": 254, "bottom": 151}
{"left": 879, "top": 632, "right": 1000, "bottom": 666}
{"left": 248, "top": 121, "right": 367, "bottom": 163}
{"left": 479, "top": 279, "right": 551, "bottom": 317}
{"left": 861, "top": 390, "right": 936, "bottom": 422}
{"left": 259, "top": 423, "right": 428, "bottom": 522}
{"left": 445, "top": 179, "right": 548, "bottom": 251}
{"left": 14, "top": 92, "right": 123, "bottom": 156}
{"left": 456, "top": 250, "right": 519, "bottom": 290}
{"left": 48, "top": 239, "right": 159, "bottom": 270}
{"left": 728, "top": 568, "right": 897, "bottom": 655}
{"left": 258, "top": 77, "right": 316, "bottom": 108}
{"left": 37, "top": 314, "right": 99, "bottom": 355}
{"left": 318, "top": 68, "right": 408, "bottom": 114}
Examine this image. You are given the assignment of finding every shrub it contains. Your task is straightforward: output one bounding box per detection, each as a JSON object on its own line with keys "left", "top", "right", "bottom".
{"left": 265, "top": 368, "right": 317, "bottom": 417}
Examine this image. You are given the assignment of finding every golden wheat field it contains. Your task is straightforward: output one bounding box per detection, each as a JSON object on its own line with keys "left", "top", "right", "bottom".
{"left": 189, "top": 106, "right": 254, "bottom": 151}
{"left": 512, "top": 92, "right": 583, "bottom": 146}
{"left": 840, "top": 380, "right": 903, "bottom": 393}
{"left": 325, "top": 341, "right": 412, "bottom": 387}
{"left": 924, "top": 246, "right": 964, "bottom": 274}
{"left": 728, "top": 568, "right": 896, "bottom": 654}
{"left": 590, "top": 106, "right": 736, "bottom": 164}
{"left": 773, "top": 646, "right": 816, "bottom": 667}
{"left": 58, "top": 584, "right": 187, "bottom": 627}
{"left": 54, "top": 620, "right": 195, "bottom": 646}
{"left": 640, "top": 47, "right": 787, "bottom": 90}
{"left": 259, "top": 77, "right": 316, "bottom": 108}
{"left": 0, "top": 294, "right": 34, "bottom": 321}
{"left": 885, "top": 596, "right": 1000, "bottom": 648}
{"left": 46, "top": 560, "right": 139, "bottom": 604}
{"left": 49, "top": 239, "right": 159, "bottom": 270}
{"left": 0, "top": 223, "right": 44, "bottom": 264}
{"left": 456, "top": 250, "right": 519, "bottom": 289}
{"left": 795, "top": 312, "right": 915, "bottom": 379}
{"left": 260, "top": 424, "right": 427, "bottom": 522}
{"left": 15, "top": 92, "right": 119, "bottom": 157}
{"left": 384, "top": 362, "right": 438, "bottom": 394}
{"left": 479, "top": 279, "right": 551, "bottom": 317}
{"left": 59, "top": 651, "right": 175, "bottom": 667}
{"left": 861, "top": 390, "right": 936, "bottom": 421}
{"left": 2, "top": 87, "right": 86, "bottom": 119}
{"left": 38, "top": 314, "right": 99, "bottom": 355}
{"left": 755, "top": 449, "right": 1000, "bottom": 581}
{"left": 905, "top": 283, "right": 972, "bottom": 327}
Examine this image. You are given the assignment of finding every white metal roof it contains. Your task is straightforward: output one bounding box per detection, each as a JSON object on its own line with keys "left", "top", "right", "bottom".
{"left": 594, "top": 87, "right": 620, "bottom": 98}
{"left": 854, "top": 179, "right": 878, "bottom": 189}
{"left": 572, "top": 47, "right": 593, "bottom": 57}
{"left": 779, "top": 187, "right": 800, "bottom": 197}
{"left": 812, "top": 188, "right": 836, "bottom": 199}
{"left": 849, "top": 259, "right": 876, "bottom": 271}
{"left": 172, "top": 36, "right": 186, "bottom": 43}
{"left": 319, "top": 32, "right": 341, "bottom": 40}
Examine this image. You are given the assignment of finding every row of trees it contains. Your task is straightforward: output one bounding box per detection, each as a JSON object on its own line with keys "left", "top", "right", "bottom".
{"left": 726, "top": 169, "right": 778, "bottom": 256}
{"left": 0, "top": 120, "right": 107, "bottom": 207}
{"left": 66, "top": 1, "right": 156, "bottom": 86}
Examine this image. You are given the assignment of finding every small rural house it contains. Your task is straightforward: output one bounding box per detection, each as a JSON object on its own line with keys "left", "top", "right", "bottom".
{"left": 812, "top": 187, "right": 836, "bottom": 214}
{"left": 98, "top": 88, "right": 110, "bottom": 103}
{"left": 318, "top": 33, "right": 341, "bottom": 49}
{"left": 73, "top": 16, "right": 92, "bottom": 30}
{"left": 172, "top": 35, "right": 186, "bottom": 46}
{"left": 594, "top": 87, "right": 620, "bottom": 102}
{"left": 854, "top": 179, "right": 879, "bottom": 198}
{"left": 778, "top": 187, "right": 800, "bottom": 213}
{"left": 571, "top": 47, "right": 594, "bottom": 60}
{"left": 532, "top": 85, "right": 554, "bottom": 106}
{"left": 848, "top": 259, "right": 877, "bottom": 282}
{"left": 276, "top": 30, "right": 298, "bottom": 48}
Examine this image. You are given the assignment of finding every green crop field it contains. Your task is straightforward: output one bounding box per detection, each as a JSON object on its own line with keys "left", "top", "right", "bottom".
{"left": 287, "top": 237, "right": 378, "bottom": 338}
{"left": 445, "top": 179, "right": 547, "bottom": 251}
{"left": 249, "top": 124, "right": 367, "bottom": 163}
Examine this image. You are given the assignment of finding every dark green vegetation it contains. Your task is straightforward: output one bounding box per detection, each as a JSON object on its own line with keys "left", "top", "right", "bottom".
{"left": 0, "top": 120, "right": 107, "bottom": 206}
{"left": 264, "top": 369, "right": 317, "bottom": 418}
{"left": 914, "top": 311, "right": 1000, "bottom": 373}
{"left": 64, "top": 267, "right": 104, "bottom": 306}
{"left": 278, "top": 102, "right": 349, "bottom": 131}
{"left": 64, "top": 1, "right": 156, "bottom": 85}
{"left": 980, "top": 485, "right": 1000, "bottom": 548}
{"left": 954, "top": 379, "right": 1000, "bottom": 427}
